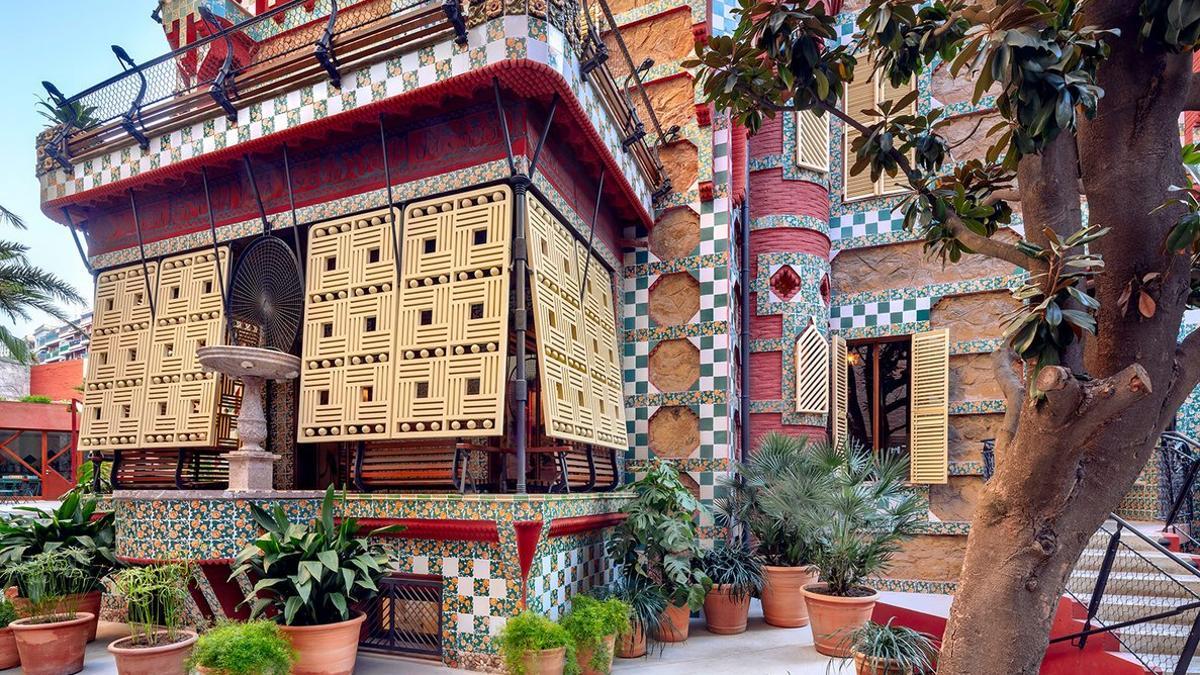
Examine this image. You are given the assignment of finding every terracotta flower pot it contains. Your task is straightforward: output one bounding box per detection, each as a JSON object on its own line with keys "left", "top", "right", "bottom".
{"left": 853, "top": 652, "right": 914, "bottom": 675}
{"left": 278, "top": 611, "right": 367, "bottom": 675}
{"left": 656, "top": 602, "right": 690, "bottom": 643}
{"left": 616, "top": 624, "right": 646, "bottom": 658}
{"left": 703, "top": 584, "right": 750, "bottom": 635}
{"left": 9, "top": 591, "right": 102, "bottom": 642}
{"left": 802, "top": 584, "right": 879, "bottom": 657}
{"left": 577, "top": 633, "right": 616, "bottom": 675}
{"left": 761, "top": 565, "right": 819, "bottom": 628}
{"left": 522, "top": 645, "right": 567, "bottom": 675}
{"left": 0, "top": 626, "right": 18, "bottom": 670}
{"left": 9, "top": 611, "right": 94, "bottom": 675}
{"left": 107, "top": 630, "right": 198, "bottom": 675}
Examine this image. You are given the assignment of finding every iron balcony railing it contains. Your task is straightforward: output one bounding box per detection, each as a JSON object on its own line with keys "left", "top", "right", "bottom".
{"left": 1159, "top": 431, "right": 1200, "bottom": 552}
{"left": 40, "top": 0, "right": 669, "bottom": 200}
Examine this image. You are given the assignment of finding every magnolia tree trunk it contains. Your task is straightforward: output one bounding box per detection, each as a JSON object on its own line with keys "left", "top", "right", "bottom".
{"left": 938, "top": 3, "right": 1200, "bottom": 673}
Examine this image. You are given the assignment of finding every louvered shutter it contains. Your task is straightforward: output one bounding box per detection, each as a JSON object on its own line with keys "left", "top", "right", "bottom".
{"left": 830, "top": 335, "right": 848, "bottom": 450}
{"left": 842, "top": 69, "right": 877, "bottom": 201}
{"left": 795, "top": 324, "right": 830, "bottom": 414}
{"left": 909, "top": 329, "right": 949, "bottom": 484}
{"left": 879, "top": 76, "right": 916, "bottom": 196}
{"left": 796, "top": 109, "right": 830, "bottom": 172}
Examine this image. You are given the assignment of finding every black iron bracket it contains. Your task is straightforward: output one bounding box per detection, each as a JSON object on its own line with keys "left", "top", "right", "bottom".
{"left": 200, "top": 167, "right": 234, "bottom": 341}
{"left": 199, "top": 7, "right": 239, "bottom": 121}
{"left": 493, "top": 78, "right": 517, "bottom": 176}
{"left": 112, "top": 45, "right": 150, "bottom": 149}
{"left": 651, "top": 177, "right": 672, "bottom": 204}
{"left": 280, "top": 144, "right": 306, "bottom": 290}
{"left": 577, "top": 169, "right": 605, "bottom": 306}
{"left": 442, "top": 0, "right": 468, "bottom": 45}
{"left": 580, "top": 38, "right": 608, "bottom": 77}
{"left": 60, "top": 208, "right": 94, "bottom": 277}
{"left": 378, "top": 115, "right": 403, "bottom": 285}
{"left": 314, "top": 0, "right": 342, "bottom": 88}
{"left": 40, "top": 81, "right": 74, "bottom": 172}
{"left": 660, "top": 123, "right": 682, "bottom": 145}
{"left": 242, "top": 154, "right": 271, "bottom": 235}
{"left": 620, "top": 120, "right": 645, "bottom": 151}
{"left": 127, "top": 190, "right": 158, "bottom": 321}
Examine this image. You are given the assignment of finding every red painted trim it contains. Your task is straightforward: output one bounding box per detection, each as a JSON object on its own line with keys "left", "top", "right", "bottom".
{"left": 513, "top": 520, "right": 543, "bottom": 609}
{"left": 699, "top": 180, "right": 714, "bottom": 201}
{"left": 198, "top": 561, "right": 250, "bottom": 621}
{"left": 546, "top": 512, "right": 625, "bottom": 538}
{"left": 639, "top": 70, "right": 693, "bottom": 90}
{"left": 44, "top": 60, "right": 655, "bottom": 230}
{"left": 695, "top": 103, "right": 711, "bottom": 127}
{"left": 691, "top": 21, "right": 710, "bottom": 46}
{"left": 343, "top": 517, "right": 500, "bottom": 543}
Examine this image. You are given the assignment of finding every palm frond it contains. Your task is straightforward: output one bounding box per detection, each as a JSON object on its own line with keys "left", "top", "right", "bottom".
{"left": 0, "top": 326, "right": 31, "bottom": 363}
{"left": 0, "top": 205, "right": 25, "bottom": 230}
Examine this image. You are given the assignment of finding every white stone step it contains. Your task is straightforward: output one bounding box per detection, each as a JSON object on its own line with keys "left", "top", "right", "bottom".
{"left": 1080, "top": 593, "right": 1200, "bottom": 627}
{"left": 1068, "top": 569, "right": 1200, "bottom": 600}
{"left": 1112, "top": 620, "right": 1196, "bottom": 656}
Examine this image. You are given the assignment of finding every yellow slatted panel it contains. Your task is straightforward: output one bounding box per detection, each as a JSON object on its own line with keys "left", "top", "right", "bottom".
{"left": 527, "top": 195, "right": 627, "bottom": 450}
{"left": 842, "top": 65, "right": 878, "bottom": 201}
{"left": 393, "top": 186, "right": 511, "bottom": 438}
{"left": 910, "top": 329, "right": 949, "bottom": 484}
{"left": 880, "top": 76, "right": 916, "bottom": 196}
{"left": 795, "top": 109, "right": 830, "bottom": 173}
{"left": 299, "top": 210, "right": 398, "bottom": 442}
{"left": 81, "top": 262, "right": 157, "bottom": 452}
{"left": 831, "top": 335, "right": 848, "bottom": 450}
{"left": 143, "top": 248, "right": 237, "bottom": 448}
{"left": 794, "top": 324, "right": 829, "bottom": 415}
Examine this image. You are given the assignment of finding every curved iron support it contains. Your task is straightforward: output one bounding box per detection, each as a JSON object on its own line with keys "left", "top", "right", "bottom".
{"left": 127, "top": 191, "right": 158, "bottom": 321}
{"left": 200, "top": 168, "right": 233, "bottom": 340}
{"left": 40, "top": 81, "right": 74, "bottom": 172}
{"left": 442, "top": 0, "right": 468, "bottom": 45}
{"left": 378, "top": 115, "right": 403, "bottom": 284}
{"left": 60, "top": 208, "right": 94, "bottom": 276}
{"left": 577, "top": 170, "right": 604, "bottom": 306}
{"left": 199, "top": 7, "right": 239, "bottom": 121}
{"left": 112, "top": 45, "right": 149, "bottom": 149}
{"left": 314, "top": 0, "right": 342, "bottom": 88}
{"left": 280, "top": 144, "right": 306, "bottom": 290}
{"left": 242, "top": 154, "right": 271, "bottom": 235}
{"left": 650, "top": 177, "right": 672, "bottom": 205}
{"left": 493, "top": 78, "right": 517, "bottom": 176}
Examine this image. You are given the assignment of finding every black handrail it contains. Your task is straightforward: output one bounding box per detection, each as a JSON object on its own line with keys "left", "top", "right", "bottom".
{"left": 1160, "top": 431, "right": 1200, "bottom": 539}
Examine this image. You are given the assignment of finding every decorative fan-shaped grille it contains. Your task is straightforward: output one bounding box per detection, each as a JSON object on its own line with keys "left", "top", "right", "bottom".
{"left": 228, "top": 236, "right": 304, "bottom": 351}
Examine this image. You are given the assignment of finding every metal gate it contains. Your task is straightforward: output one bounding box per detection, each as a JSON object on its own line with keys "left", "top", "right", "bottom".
{"left": 359, "top": 573, "right": 443, "bottom": 658}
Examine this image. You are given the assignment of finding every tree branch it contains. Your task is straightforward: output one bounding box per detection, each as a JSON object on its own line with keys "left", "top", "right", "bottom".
{"left": 1037, "top": 363, "right": 1153, "bottom": 436}
{"left": 1167, "top": 327, "right": 1200, "bottom": 411}
{"left": 991, "top": 345, "right": 1025, "bottom": 458}
{"left": 947, "top": 214, "right": 1047, "bottom": 272}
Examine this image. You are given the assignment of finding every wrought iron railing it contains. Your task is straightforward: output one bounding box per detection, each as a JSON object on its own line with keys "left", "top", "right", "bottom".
{"left": 1057, "top": 514, "right": 1200, "bottom": 675}
{"left": 358, "top": 574, "right": 443, "bottom": 657}
{"left": 1159, "top": 431, "right": 1200, "bottom": 551}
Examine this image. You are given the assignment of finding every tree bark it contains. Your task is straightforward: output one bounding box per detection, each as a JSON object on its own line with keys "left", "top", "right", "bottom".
{"left": 938, "top": 3, "right": 1200, "bottom": 673}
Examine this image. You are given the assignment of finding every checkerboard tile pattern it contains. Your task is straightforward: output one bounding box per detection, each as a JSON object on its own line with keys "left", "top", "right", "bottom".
{"left": 529, "top": 537, "right": 615, "bottom": 620}
{"left": 830, "top": 297, "right": 932, "bottom": 330}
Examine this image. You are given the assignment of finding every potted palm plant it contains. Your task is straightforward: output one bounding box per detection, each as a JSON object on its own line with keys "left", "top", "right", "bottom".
{"left": 0, "top": 492, "right": 117, "bottom": 642}
{"left": 231, "top": 486, "right": 398, "bottom": 675}
{"left": 606, "top": 460, "right": 711, "bottom": 644}
{"left": 188, "top": 620, "right": 295, "bottom": 675}
{"left": 4, "top": 549, "right": 97, "bottom": 675}
{"left": 561, "top": 595, "right": 630, "bottom": 674}
{"left": 497, "top": 611, "right": 578, "bottom": 675}
{"left": 605, "top": 576, "right": 667, "bottom": 658}
{"left": 106, "top": 562, "right": 197, "bottom": 675}
{"left": 845, "top": 619, "right": 938, "bottom": 675}
{"left": 0, "top": 596, "right": 17, "bottom": 670}
{"left": 767, "top": 444, "right": 925, "bottom": 657}
{"left": 699, "top": 543, "right": 764, "bottom": 635}
{"left": 717, "top": 433, "right": 835, "bottom": 628}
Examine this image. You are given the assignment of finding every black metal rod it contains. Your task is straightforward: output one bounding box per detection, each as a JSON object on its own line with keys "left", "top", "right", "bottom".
{"left": 1049, "top": 600, "right": 1200, "bottom": 644}
{"left": 493, "top": 78, "right": 516, "bottom": 176}
{"left": 593, "top": 0, "right": 665, "bottom": 143}
{"left": 201, "top": 167, "right": 232, "bottom": 340}
{"left": 1079, "top": 522, "right": 1123, "bottom": 649}
{"left": 1178, "top": 609, "right": 1200, "bottom": 675}
{"left": 740, "top": 186, "right": 751, "bottom": 468}
{"left": 526, "top": 184, "right": 617, "bottom": 275}
{"left": 512, "top": 176, "right": 531, "bottom": 494}
{"left": 379, "top": 115, "right": 403, "bottom": 281}
{"left": 577, "top": 170, "right": 605, "bottom": 306}
{"left": 1110, "top": 512, "right": 1200, "bottom": 577}
{"left": 1165, "top": 457, "right": 1200, "bottom": 531}
{"left": 127, "top": 190, "right": 157, "bottom": 320}
{"left": 280, "top": 145, "right": 305, "bottom": 275}
{"left": 528, "top": 94, "right": 558, "bottom": 179}
{"left": 243, "top": 154, "right": 271, "bottom": 235}
{"left": 60, "top": 208, "right": 93, "bottom": 275}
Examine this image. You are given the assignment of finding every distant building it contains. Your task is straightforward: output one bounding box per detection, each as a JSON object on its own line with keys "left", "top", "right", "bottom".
{"left": 27, "top": 311, "right": 92, "bottom": 364}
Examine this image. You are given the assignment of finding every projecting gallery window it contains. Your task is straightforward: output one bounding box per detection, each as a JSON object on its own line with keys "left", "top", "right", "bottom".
{"left": 845, "top": 336, "right": 911, "bottom": 454}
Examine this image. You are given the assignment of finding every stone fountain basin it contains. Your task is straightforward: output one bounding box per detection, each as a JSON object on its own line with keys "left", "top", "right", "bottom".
{"left": 197, "top": 345, "right": 300, "bottom": 381}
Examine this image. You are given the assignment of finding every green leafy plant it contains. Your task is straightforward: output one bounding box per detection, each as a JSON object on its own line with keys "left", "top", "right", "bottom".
{"left": 72, "top": 459, "right": 113, "bottom": 496}
{"left": 766, "top": 443, "right": 925, "bottom": 597}
{"left": 699, "top": 543, "right": 765, "bottom": 602}
{"left": 16, "top": 395, "right": 51, "bottom": 403}
{"left": 607, "top": 460, "right": 712, "bottom": 611}
{"left": 112, "top": 563, "right": 192, "bottom": 647}
{"left": 231, "top": 486, "right": 398, "bottom": 626}
{"left": 596, "top": 575, "right": 668, "bottom": 645}
{"left": 717, "top": 433, "right": 837, "bottom": 567}
{"left": 497, "top": 611, "right": 579, "bottom": 675}
{"left": 0, "top": 492, "right": 116, "bottom": 592}
{"left": 0, "top": 597, "right": 16, "bottom": 629}
{"left": 35, "top": 95, "right": 99, "bottom": 131}
{"left": 188, "top": 621, "right": 295, "bottom": 675}
{"left": 561, "top": 595, "right": 630, "bottom": 672}
{"left": 3, "top": 549, "right": 96, "bottom": 623}
{"left": 843, "top": 619, "right": 938, "bottom": 672}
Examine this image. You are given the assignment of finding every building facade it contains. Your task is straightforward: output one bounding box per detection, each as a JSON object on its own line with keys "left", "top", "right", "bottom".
{"left": 28, "top": 311, "right": 93, "bottom": 364}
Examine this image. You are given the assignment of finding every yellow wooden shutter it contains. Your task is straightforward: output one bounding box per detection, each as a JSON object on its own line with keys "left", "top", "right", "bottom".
{"left": 830, "top": 335, "right": 848, "bottom": 450}
{"left": 909, "top": 329, "right": 949, "bottom": 484}
{"left": 796, "top": 109, "right": 830, "bottom": 172}
{"left": 795, "top": 324, "right": 829, "bottom": 414}
{"left": 843, "top": 68, "right": 877, "bottom": 201}
{"left": 879, "top": 76, "right": 916, "bottom": 196}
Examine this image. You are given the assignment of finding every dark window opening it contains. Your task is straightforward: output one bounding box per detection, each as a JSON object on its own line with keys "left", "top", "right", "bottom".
{"left": 203, "top": 280, "right": 213, "bottom": 294}
{"left": 361, "top": 386, "right": 374, "bottom": 402}
{"left": 368, "top": 248, "right": 380, "bottom": 264}
{"left": 322, "top": 323, "right": 334, "bottom": 338}
{"left": 845, "top": 337, "right": 912, "bottom": 455}
{"left": 466, "top": 378, "right": 481, "bottom": 395}
{"left": 473, "top": 229, "right": 487, "bottom": 245}
{"left": 416, "top": 382, "right": 429, "bottom": 399}
{"left": 470, "top": 303, "right": 484, "bottom": 320}
{"left": 158, "top": 402, "right": 167, "bottom": 416}
{"left": 326, "top": 256, "right": 337, "bottom": 271}
{"left": 423, "top": 238, "right": 436, "bottom": 254}
{"left": 170, "top": 286, "right": 180, "bottom": 300}
{"left": 365, "top": 316, "right": 377, "bottom": 332}
{"left": 419, "top": 309, "right": 433, "bottom": 325}
{"left": 319, "top": 390, "right": 330, "bottom": 406}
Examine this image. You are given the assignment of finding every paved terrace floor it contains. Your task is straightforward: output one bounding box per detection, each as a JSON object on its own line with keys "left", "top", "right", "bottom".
{"left": 0, "top": 595, "right": 951, "bottom": 674}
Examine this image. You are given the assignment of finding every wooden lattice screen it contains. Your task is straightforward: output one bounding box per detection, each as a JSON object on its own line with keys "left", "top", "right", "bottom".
{"left": 526, "top": 195, "right": 627, "bottom": 450}
{"left": 794, "top": 323, "right": 829, "bottom": 415}
{"left": 830, "top": 334, "right": 848, "bottom": 450}
{"left": 142, "top": 249, "right": 238, "bottom": 448}
{"left": 909, "top": 328, "right": 950, "bottom": 483}
{"left": 81, "top": 263, "right": 157, "bottom": 451}
{"left": 299, "top": 210, "right": 400, "bottom": 442}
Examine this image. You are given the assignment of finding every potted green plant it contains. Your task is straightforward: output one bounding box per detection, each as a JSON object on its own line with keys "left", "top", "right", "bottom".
{"left": 0, "top": 596, "right": 17, "bottom": 670}
{"left": 607, "top": 460, "right": 711, "bottom": 643}
{"left": 0, "top": 491, "right": 117, "bottom": 642}
{"left": 106, "top": 563, "right": 197, "bottom": 675}
{"left": 188, "top": 620, "right": 295, "bottom": 675}
{"left": 4, "top": 549, "right": 98, "bottom": 675}
{"left": 846, "top": 619, "right": 938, "bottom": 675}
{"left": 717, "top": 433, "right": 836, "bottom": 628}
{"left": 561, "top": 595, "right": 630, "bottom": 674}
{"left": 497, "top": 611, "right": 578, "bottom": 675}
{"left": 767, "top": 444, "right": 925, "bottom": 657}
{"left": 699, "top": 543, "right": 764, "bottom": 635}
{"left": 231, "top": 486, "right": 397, "bottom": 675}
{"left": 603, "top": 576, "right": 666, "bottom": 658}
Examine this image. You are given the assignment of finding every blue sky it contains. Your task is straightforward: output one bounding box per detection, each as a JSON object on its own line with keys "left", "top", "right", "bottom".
{"left": 1, "top": 4, "right": 165, "bottom": 338}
